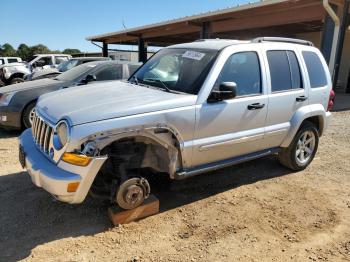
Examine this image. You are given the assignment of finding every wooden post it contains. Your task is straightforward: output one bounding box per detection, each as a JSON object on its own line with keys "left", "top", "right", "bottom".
{"left": 138, "top": 37, "right": 147, "bottom": 63}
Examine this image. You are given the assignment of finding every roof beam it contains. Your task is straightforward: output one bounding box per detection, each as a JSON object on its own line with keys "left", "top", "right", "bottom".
{"left": 212, "top": 4, "right": 325, "bottom": 33}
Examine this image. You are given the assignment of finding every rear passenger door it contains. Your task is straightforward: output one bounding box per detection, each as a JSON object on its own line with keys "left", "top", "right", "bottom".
{"left": 263, "top": 49, "right": 308, "bottom": 148}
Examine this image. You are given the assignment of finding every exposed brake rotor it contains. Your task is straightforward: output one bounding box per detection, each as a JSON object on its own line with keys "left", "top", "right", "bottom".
{"left": 116, "top": 177, "right": 150, "bottom": 210}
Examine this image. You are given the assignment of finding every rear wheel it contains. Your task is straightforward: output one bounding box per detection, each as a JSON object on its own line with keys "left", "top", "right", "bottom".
{"left": 278, "top": 121, "right": 319, "bottom": 171}
{"left": 10, "top": 77, "right": 24, "bottom": 85}
{"left": 22, "top": 102, "right": 36, "bottom": 129}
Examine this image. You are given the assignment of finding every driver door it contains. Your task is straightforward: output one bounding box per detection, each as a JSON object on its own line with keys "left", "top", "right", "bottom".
{"left": 192, "top": 51, "right": 268, "bottom": 167}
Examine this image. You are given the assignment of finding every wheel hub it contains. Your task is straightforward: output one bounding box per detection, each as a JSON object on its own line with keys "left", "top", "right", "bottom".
{"left": 116, "top": 177, "right": 150, "bottom": 210}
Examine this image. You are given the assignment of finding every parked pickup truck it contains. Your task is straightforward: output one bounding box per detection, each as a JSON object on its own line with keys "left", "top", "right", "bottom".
{"left": 19, "top": 38, "right": 334, "bottom": 210}
{"left": 0, "top": 54, "right": 71, "bottom": 86}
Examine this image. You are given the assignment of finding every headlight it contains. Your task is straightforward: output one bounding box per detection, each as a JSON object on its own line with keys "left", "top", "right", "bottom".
{"left": 54, "top": 120, "right": 70, "bottom": 149}
{"left": 0, "top": 92, "right": 16, "bottom": 106}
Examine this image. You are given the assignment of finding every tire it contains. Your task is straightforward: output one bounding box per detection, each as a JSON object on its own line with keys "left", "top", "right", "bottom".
{"left": 22, "top": 102, "right": 36, "bottom": 129}
{"left": 278, "top": 121, "right": 319, "bottom": 171}
{"left": 10, "top": 77, "right": 24, "bottom": 85}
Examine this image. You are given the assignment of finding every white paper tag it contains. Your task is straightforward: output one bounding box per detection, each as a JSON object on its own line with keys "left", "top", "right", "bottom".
{"left": 182, "top": 51, "right": 205, "bottom": 61}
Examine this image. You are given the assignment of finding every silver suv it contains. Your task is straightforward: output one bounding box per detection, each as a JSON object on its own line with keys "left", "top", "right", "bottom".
{"left": 19, "top": 38, "right": 334, "bottom": 210}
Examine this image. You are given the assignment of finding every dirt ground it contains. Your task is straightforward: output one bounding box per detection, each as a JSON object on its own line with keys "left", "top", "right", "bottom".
{"left": 0, "top": 111, "right": 349, "bottom": 262}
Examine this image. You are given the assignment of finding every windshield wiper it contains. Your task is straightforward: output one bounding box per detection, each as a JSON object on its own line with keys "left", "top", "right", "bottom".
{"left": 144, "top": 78, "right": 172, "bottom": 93}
{"left": 130, "top": 75, "right": 139, "bottom": 85}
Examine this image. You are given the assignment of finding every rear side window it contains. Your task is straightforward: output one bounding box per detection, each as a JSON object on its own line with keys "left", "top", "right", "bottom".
{"left": 215, "top": 51, "right": 262, "bottom": 96}
{"left": 267, "top": 50, "right": 303, "bottom": 92}
{"left": 302, "top": 51, "right": 328, "bottom": 88}
{"left": 95, "top": 65, "right": 123, "bottom": 81}
{"left": 8, "top": 58, "right": 19, "bottom": 63}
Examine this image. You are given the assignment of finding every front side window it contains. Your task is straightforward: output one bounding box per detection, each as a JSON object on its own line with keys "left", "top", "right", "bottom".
{"left": 55, "top": 56, "right": 69, "bottom": 65}
{"left": 214, "top": 51, "right": 262, "bottom": 96}
{"left": 302, "top": 51, "right": 328, "bottom": 88}
{"left": 58, "top": 59, "right": 79, "bottom": 72}
{"left": 267, "top": 50, "right": 303, "bottom": 92}
{"left": 95, "top": 65, "right": 123, "bottom": 81}
{"left": 35, "top": 57, "right": 52, "bottom": 67}
{"left": 131, "top": 48, "right": 218, "bottom": 94}
{"left": 55, "top": 63, "right": 96, "bottom": 81}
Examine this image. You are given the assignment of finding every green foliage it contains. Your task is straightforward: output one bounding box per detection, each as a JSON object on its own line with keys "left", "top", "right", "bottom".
{"left": 0, "top": 43, "right": 82, "bottom": 61}
{"left": 62, "top": 48, "right": 81, "bottom": 55}
{"left": 28, "top": 44, "right": 51, "bottom": 56}
{"left": 0, "top": 43, "right": 16, "bottom": 57}
{"left": 16, "top": 44, "right": 30, "bottom": 61}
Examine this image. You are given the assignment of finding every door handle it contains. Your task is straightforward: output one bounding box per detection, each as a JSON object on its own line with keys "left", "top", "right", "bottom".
{"left": 247, "top": 103, "right": 265, "bottom": 110}
{"left": 296, "top": 96, "right": 308, "bottom": 102}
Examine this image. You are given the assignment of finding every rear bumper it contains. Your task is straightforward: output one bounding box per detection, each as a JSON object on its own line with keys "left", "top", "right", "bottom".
{"left": 323, "top": 111, "right": 332, "bottom": 134}
{"left": 0, "top": 106, "right": 21, "bottom": 130}
{"left": 19, "top": 129, "right": 107, "bottom": 204}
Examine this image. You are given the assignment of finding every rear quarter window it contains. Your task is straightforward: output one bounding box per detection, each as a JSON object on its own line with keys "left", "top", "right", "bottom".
{"left": 302, "top": 51, "right": 328, "bottom": 88}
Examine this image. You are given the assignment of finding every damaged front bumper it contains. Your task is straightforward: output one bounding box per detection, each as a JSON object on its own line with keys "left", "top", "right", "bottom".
{"left": 19, "top": 129, "right": 107, "bottom": 204}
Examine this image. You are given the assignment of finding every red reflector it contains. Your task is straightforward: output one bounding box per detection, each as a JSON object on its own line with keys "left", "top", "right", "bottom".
{"left": 327, "top": 89, "right": 335, "bottom": 111}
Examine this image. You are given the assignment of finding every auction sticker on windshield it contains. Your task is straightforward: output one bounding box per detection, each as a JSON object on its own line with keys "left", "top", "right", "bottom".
{"left": 182, "top": 51, "right": 205, "bottom": 61}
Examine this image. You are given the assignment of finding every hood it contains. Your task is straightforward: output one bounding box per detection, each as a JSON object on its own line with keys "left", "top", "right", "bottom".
{"left": 32, "top": 68, "right": 59, "bottom": 78}
{"left": 37, "top": 81, "right": 197, "bottom": 126}
{"left": 0, "top": 78, "right": 64, "bottom": 93}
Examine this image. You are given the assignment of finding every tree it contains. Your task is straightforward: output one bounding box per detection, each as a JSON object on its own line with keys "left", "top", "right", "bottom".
{"left": 16, "top": 43, "right": 30, "bottom": 61}
{"left": 0, "top": 43, "right": 16, "bottom": 56}
{"left": 29, "top": 44, "right": 51, "bottom": 56}
{"left": 62, "top": 48, "right": 81, "bottom": 55}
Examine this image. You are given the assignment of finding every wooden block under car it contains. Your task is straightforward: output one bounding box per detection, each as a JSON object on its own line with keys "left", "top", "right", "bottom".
{"left": 108, "top": 195, "right": 160, "bottom": 225}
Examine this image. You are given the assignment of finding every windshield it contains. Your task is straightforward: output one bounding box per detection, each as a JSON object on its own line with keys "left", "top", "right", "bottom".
{"left": 130, "top": 48, "right": 218, "bottom": 94}
{"left": 58, "top": 59, "right": 79, "bottom": 72}
{"left": 55, "top": 63, "right": 96, "bottom": 81}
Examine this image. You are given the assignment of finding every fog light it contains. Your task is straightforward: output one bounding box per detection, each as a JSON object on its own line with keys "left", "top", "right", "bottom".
{"left": 61, "top": 152, "right": 92, "bottom": 166}
{"left": 67, "top": 182, "right": 80, "bottom": 193}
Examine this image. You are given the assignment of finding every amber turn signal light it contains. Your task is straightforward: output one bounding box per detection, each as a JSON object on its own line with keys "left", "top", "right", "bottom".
{"left": 67, "top": 182, "right": 80, "bottom": 193}
{"left": 61, "top": 152, "right": 92, "bottom": 167}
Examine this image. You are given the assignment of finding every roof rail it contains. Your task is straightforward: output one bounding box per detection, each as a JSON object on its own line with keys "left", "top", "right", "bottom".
{"left": 251, "top": 37, "right": 314, "bottom": 46}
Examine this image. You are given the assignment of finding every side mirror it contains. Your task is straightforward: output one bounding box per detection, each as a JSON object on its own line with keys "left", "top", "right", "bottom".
{"left": 83, "top": 74, "right": 97, "bottom": 84}
{"left": 208, "top": 82, "right": 237, "bottom": 102}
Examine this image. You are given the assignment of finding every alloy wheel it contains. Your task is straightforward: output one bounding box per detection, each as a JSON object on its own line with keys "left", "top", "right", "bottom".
{"left": 295, "top": 130, "right": 316, "bottom": 165}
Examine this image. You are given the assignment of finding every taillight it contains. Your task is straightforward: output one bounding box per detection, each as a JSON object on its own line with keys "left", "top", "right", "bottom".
{"left": 327, "top": 89, "right": 335, "bottom": 111}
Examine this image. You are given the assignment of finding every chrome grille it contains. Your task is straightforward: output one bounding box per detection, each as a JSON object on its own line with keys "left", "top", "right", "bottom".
{"left": 31, "top": 112, "right": 53, "bottom": 155}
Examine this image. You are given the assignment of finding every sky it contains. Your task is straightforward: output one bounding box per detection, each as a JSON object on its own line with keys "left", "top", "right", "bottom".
{"left": 1, "top": 0, "right": 257, "bottom": 52}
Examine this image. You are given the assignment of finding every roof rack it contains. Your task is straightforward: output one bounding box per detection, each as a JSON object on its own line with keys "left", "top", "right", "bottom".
{"left": 251, "top": 37, "right": 314, "bottom": 46}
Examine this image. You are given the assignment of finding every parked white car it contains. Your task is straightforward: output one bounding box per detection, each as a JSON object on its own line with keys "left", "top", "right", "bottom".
{"left": 0, "top": 57, "right": 22, "bottom": 65}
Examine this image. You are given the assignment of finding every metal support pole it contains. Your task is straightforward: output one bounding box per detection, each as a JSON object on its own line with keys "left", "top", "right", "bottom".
{"left": 102, "top": 42, "right": 108, "bottom": 57}
{"left": 332, "top": 0, "right": 350, "bottom": 88}
{"left": 200, "top": 22, "right": 212, "bottom": 39}
{"left": 323, "top": 0, "right": 340, "bottom": 77}
{"left": 138, "top": 37, "right": 147, "bottom": 63}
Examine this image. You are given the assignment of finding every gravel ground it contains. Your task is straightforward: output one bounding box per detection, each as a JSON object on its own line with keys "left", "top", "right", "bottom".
{"left": 0, "top": 111, "right": 349, "bottom": 262}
